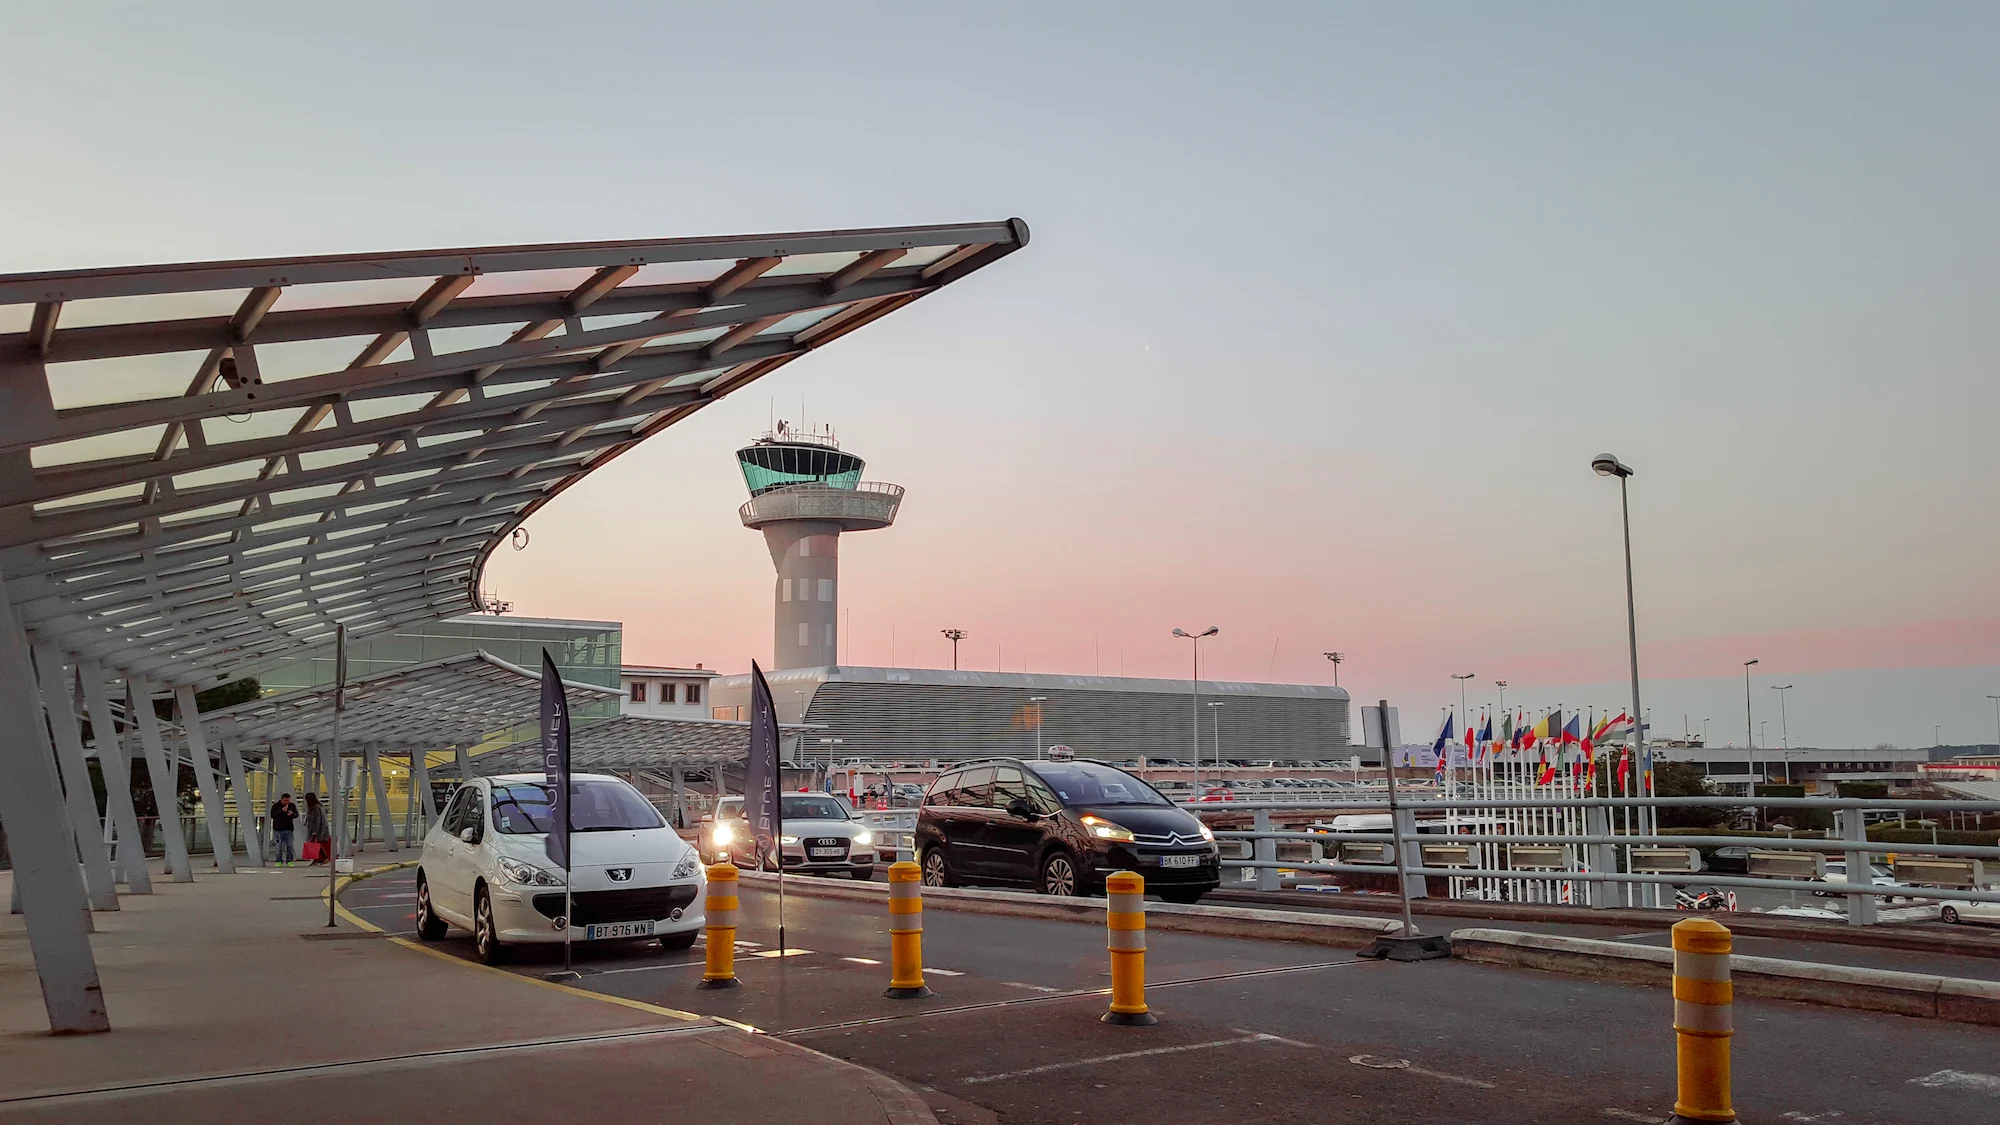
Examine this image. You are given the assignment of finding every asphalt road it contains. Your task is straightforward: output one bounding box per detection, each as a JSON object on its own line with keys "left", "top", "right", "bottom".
{"left": 346, "top": 868, "right": 2000, "bottom": 1124}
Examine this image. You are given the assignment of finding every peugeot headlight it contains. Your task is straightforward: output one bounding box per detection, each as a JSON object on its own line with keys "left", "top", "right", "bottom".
{"left": 853, "top": 830, "right": 873, "bottom": 847}
{"left": 673, "top": 848, "right": 701, "bottom": 880}
{"left": 1081, "top": 815, "right": 1134, "bottom": 842}
{"left": 498, "top": 856, "right": 563, "bottom": 887}
{"left": 1196, "top": 822, "right": 1215, "bottom": 842}
{"left": 711, "top": 822, "right": 735, "bottom": 847}
{"left": 780, "top": 835, "right": 799, "bottom": 845}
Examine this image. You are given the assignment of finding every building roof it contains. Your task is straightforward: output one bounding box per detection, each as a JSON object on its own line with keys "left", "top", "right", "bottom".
{"left": 459, "top": 713, "right": 814, "bottom": 774}
{"left": 0, "top": 221, "right": 1027, "bottom": 688}
{"left": 621, "top": 665, "right": 718, "bottom": 678}
{"left": 198, "top": 648, "right": 618, "bottom": 751}
{"left": 713, "top": 664, "right": 1351, "bottom": 701}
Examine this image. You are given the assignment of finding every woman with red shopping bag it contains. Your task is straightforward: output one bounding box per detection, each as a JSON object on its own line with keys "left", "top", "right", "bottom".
{"left": 302, "top": 792, "right": 331, "bottom": 865}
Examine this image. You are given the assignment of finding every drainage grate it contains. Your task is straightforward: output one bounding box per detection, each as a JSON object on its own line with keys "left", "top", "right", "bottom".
{"left": 299, "top": 931, "right": 382, "bottom": 941}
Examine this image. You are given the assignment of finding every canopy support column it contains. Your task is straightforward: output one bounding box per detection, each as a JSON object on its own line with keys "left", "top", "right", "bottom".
{"left": 455, "top": 744, "right": 472, "bottom": 782}
{"left": 79, "top": 661, "right": 152, "bottom": 894}
{"left": 33, "top": 641, "right": 120, "bottom": 909}
{"left": 175, "top": 685, "right": 235, "bottom": 873}
{"left": 410, "top": 748, "right": 433, "bottom": 842}
{"left": 672, "top": 766, "right": 687, "bottom": 828}
{"left": 130, "top": 676, "right": 193, "bottom": 882}
{"left": 217, "top": 724, "right": 264, "bottom": 867}
{"left": 366, "top": 742, "right": 397, "bottom": 852}
{"left": 0, "top": 575, "right": 109, "bottom": 1032}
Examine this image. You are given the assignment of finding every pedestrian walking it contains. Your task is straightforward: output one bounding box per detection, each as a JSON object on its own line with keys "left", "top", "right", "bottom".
{"left": 268, "top": 793, "right": 299, "bottom": 865}
{"left": 303, "top": 792, "right": 330, "bottom": 866}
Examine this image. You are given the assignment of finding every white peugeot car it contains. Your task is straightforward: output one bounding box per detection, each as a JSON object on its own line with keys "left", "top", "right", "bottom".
{"left": 415, "top": 773, "right": 705, "bottom": 964}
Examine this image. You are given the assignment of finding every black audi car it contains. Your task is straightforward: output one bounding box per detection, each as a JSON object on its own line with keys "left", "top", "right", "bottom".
{"left": 915, "top": 758, "right": 1222, "bottom": 902}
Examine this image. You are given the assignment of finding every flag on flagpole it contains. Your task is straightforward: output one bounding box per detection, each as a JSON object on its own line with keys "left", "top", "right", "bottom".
{"left": 1432, "top": 713, "right": 1453, "bottom": 784}
{"left": 1477, "top": 712, "right": 1494, "bottom": 764}
{"left": 1617, "top": 747, "right": 1632, "bottom": 794}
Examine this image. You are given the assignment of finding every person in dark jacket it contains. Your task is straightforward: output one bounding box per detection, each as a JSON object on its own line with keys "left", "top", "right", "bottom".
{"left": 303, "top": 793, "right": 330, "bottom": 865}
{"left": 269, "top": 793, "right": 299, "bottom": 865}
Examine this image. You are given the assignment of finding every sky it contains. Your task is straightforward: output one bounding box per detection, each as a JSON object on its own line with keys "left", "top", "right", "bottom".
{"left": 4, "top": 3, "right": 1996, "bottom": 748}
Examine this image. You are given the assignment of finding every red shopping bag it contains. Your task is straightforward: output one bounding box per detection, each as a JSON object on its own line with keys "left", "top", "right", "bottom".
{"left": 301, "top": 840, "right": 324, "bottom": 863}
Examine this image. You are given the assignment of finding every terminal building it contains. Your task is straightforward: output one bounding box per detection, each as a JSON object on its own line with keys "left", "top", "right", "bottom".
{"left": 706, "top": 664, "right": 1353, "bottom": 764}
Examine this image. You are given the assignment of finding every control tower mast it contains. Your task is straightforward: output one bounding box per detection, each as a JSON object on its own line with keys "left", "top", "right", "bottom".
{"left": 736, "top": 422, "right": 902, "bottom": 670}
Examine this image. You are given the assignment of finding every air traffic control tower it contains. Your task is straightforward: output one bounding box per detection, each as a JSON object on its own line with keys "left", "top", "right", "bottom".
{"left": 737, "top": 423, "right": 902, "bottom": 670}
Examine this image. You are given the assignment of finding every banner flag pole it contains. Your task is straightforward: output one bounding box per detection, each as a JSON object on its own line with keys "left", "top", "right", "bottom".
{"left": 540, "top": 648, "right": 576, "bottom": 981}
{"left": 746, "top": 661, "right": 784, "bottom": 953}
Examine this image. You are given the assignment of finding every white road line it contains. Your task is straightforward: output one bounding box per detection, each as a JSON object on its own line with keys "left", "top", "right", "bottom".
{"left": 1229, "top": 1028, "right": 1316, "bottom": 1049}
{"left": 589, "top": 961, "right": 706, "bottom": 976}
{"left": 841, "top": 957, "right": 882, "bottom": 965}
{"left": 1603, "top": 1109, "right": 1666, "bottom": 1124}
{"left": 748, "top": 948, "right": 812, "bottom": 958}
{"left": 1004, "top": 982, "right": 1063, "bottom": 993}
{"left": 926, "top": 968, "right": 965, "bottom": 976}
{"left": 1910, "top": 1070, "right": 2000, "bottom": 1096}
{"left": 963, "top": 1035, "right": 1275, "bottom": 1085}
{"left": 1347, "top": 1053, "right": 1496, "bottom": 1089}
{"left": 1406, "top": 1065, "right": 1496, "bottom": 1090}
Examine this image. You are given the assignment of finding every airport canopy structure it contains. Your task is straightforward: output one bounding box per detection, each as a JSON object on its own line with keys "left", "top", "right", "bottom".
{"left": 0, "top": 220, "right": 1027, "bottom": 1034}
{"left": 461, "top": 714, "right": 818, "bottom": 775}
{"left": 199, "top": 649, "right": 619, "bottom": 752}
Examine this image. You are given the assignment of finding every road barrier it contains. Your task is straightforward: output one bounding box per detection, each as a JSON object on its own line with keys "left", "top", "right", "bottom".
{"left": 1669, "top": 918, "right": 1735, "bottom": 1124}
{"left": 885, "top": 860, "right": 931, "bottom": 998}
{"left": 699, "top": 862, "right": 741, "bottom": 990}
{"left": 1103, "top": 870, "right": 1157, "bottom": 1026}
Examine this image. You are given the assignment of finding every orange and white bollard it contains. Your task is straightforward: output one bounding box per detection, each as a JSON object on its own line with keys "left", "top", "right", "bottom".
{"left": 1102, "top": 870, "right": 1157, "bottom": 1025}
{"left": 1668, "top": 917, "right": 1735, "bottom": 1124}
{"left": 884, "top": 860, "right": 932, "bottom": 998}
{"left": 698, "top": 862, "right": 740, "bottom": 990}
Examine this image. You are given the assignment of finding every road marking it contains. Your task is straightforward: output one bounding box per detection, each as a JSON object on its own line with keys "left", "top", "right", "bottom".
{"left": 1348, "top": 1054, "right": 1495, "bottom": 1089}
{"left": 1230, "top": 1028, "right": 1315, "bottom": 1048}
{"left": 749, "top": 947, "right": 813, "bottom": 958}
{"left": 1780, "top": 1111, "right": 1846, "bottom": 1121}
{"left": 1005, "top": 982, "right": 1063, "bottom": 993}
{"left": 927, "top": 968, "right": 965, "bottom": 976}
{"left": 590, "top": 960, "right": 706, "bottom": 975}
{"left": 842, "top": 956, "right": 883, "bottom": 965}
{"left": 1603, "top": 1110, "right": 1666, "bottom": 1124}
{"left": 1910, "top": 1070, "right": 2000, "bottom": 1096}
{"left": 963, "top": 1034, "right": 1289, "bottom": 1085}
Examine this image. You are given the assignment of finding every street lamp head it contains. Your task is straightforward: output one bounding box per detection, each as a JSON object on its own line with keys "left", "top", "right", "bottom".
{"left": 1452, "top": 672, "right": 1475, "bottom": 680}
{"left": 1172, "top": 628, "right": 1189, "bottom": 638}
{"left": 1591, "top": 453, "right": 1633, "bottom": 478}
{"left": 1200, "top": 626, "right": 1219, "bottom": 638}
{"left": 1773, "top": 684, "right": 1793, "bottom": 691}
{"left": 1745, "top": 659, "right": 1759, "bottom": 668}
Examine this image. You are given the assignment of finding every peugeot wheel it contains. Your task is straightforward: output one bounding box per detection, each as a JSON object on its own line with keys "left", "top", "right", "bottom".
{"left": 1039, "top": 851, "right": 1078, "bottom": 897}
{"left": 415, "top": 874, "right": 449, "bottom": 941}
{"left": 473, "top": 886, "right": 506, "bottom": 964}
{"left": 1942, "top": 905, "right": 1961, "bottom": 924}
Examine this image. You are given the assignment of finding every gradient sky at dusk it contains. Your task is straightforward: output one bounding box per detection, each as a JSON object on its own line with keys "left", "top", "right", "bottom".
{"left": 5, "top": 4, "right": 1995, "bottom": 747}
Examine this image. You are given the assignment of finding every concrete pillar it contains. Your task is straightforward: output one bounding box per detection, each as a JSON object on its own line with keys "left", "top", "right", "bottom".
{"left": 762, "top": 521, "right": 843, "bottom": 671}
{"left": 366, "top": 743, "right": 397, "bottom": 852}
{"left": 273, "top": 743, "right": 293, "bottom": 840}
{"left": 322, "top": 741, "right": 345, "bottom": 860}
{"left": 218, "top": 725, "right": 264, "bottom": 867}
{"left": 0, "top": 580, "right": 110, "bottom": 1032}
{"left": 410, "top": 748, "right": 432, "bottom": 842}
{"left": 1839, "top": 809, "right": 1877, "bottom": 927}
{"left": 175, "top": 686, "right": 235, "bottom": 874}
{"left": 78, "top": 662, "right": 152, "bottom": 894}
{"left": 130, "top": 677, "right": 193, "bottom": 883}
{"left": 33, "top": 642, "right": 120, "bottom": 910}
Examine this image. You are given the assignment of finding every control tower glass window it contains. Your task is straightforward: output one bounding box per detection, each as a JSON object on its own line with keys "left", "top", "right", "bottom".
{"left": 737, "top": 441, "right": 865, "bottom": 496}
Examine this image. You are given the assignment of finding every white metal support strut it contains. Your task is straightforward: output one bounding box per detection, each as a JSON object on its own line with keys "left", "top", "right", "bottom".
{"left": 33, "top": 641, "right": 120, "bottom": 910}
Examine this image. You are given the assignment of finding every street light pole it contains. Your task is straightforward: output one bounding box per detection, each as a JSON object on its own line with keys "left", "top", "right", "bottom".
{"left": 1173, "top": 626, "right": 1219, "bottom": 792}
{"left": 1772, "top": 685, "right": 1794, "bottom": 784}
{"left": 1987, "top": 695, "right": 2000, "bottom": 754}
{"left": 1595, "top": 453, "right": 1654, "bottom": 905}
{"left": 1029, "top": 696, "right": 1047, "bottom": 760}
{"left": 1743, "top": 659, "right": 1760, "bottom": 788}
{"left": 941, "top": 628, "right": 965, "bottom": 671}
{"left": 1322, "top": 651, "right": 1343, "bottom": 688}
{"left": 1450, "top": 673, "right": 1475, "bottom": 779}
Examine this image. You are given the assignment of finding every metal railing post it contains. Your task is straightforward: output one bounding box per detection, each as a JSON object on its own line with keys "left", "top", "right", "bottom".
{"left": 1838, "top": 809, "right": 1876, "bottom": 927}
{"left": 1253, "top": 809, "right": 1279, "bottom": 892}
{"left": 1585, "top": 803, "right": 1617, "bottom": 907}
{"left": 1393, "top": 806, "right": 1427, "bottom": 901}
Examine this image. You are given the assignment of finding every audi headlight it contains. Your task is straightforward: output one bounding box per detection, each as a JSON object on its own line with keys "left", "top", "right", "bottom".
{"left": 1196, "top": 822, "right": 1215, "bottom": 842}
{"left": 853, "top": 830, "right": 873, "bottom": 847}
{"left": 498, "top": 856, "right": 563, "bottom": 887}
{"left": 673, "top": 849, "right": 701, "bottom": 880}
{"left": 1081, "top": 815, "right": 1134, "bottom": 842}
{"left": 780, "top": 835, "right": 799, "bottom": 845}
{"left": 711, "top": 822, "right": 735, "bottom": 846}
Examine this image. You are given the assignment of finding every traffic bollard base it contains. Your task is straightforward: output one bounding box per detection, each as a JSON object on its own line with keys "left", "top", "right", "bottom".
{"left": 884, "top": 984, "right": 933, "bottom": 999}
{"left": 1358, "top": 934, "right": 1453, "bottom": 961}
{"left": 697, "top": 976, "right": 742, "bottom": 990}
{"left": 541, "top": 970, "right": 583, "bottom": 983}
{"left": 1101, "top": 1009, "right": 1159, "bottom": 1026}
{"left": 1667, "top": 1116, "right": 1736, "bottom": 1124}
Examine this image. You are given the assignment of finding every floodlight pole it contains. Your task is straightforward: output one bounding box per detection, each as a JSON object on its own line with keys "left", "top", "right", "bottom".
{"left": 326, "top": 624, "right": 345, "bottom": 928}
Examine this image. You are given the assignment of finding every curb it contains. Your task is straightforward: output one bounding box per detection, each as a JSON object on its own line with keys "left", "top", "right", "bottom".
{"left": 757, "top": 1036, "right": 939, "bottom": 1125}
{"left": 1449, "top": 927, "right": 2000, "bottom": 1027}
{"left": 735, "top": 870, "right": 1401, "bottom": 946}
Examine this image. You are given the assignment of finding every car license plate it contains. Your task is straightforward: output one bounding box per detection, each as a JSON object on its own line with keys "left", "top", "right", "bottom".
{"left": 584, "top": 920, "right": 655, "bottom": 940}
{"left": 1160, "top": 854, "right": 1201, "bottom": 869}
{"left": 809, "top": 846, "right": 845, "bottom": 858}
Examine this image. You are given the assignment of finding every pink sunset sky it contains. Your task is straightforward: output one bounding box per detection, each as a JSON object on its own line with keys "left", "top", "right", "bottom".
{"left": 6, "top": 5, "right": 1996, "bottom": 746}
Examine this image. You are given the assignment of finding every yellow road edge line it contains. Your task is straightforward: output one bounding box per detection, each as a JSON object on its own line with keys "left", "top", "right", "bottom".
{"left": 325, "top": 860, "right": 703, "bottom": 1024}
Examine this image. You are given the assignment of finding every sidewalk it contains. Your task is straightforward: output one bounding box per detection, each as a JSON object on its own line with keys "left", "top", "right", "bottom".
{"left": 0, "top": 861, "right": 933, "bottom": 1124}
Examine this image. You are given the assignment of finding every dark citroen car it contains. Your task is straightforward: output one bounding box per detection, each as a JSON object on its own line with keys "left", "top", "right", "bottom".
{"left": 915, "top": 758, "right": 1221, "bottom": 902}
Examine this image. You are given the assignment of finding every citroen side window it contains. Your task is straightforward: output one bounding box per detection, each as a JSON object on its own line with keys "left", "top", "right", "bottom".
{"left": 927, "top": 772, "right": 964, "bottom": 807}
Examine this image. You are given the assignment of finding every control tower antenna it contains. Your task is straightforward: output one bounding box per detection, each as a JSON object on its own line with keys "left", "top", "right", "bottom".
{"left": 736, "top": 423, "right": 903, "bottom": 671}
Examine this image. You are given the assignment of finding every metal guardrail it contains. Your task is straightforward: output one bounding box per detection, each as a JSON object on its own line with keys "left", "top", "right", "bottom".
{"left": 1189, "top": 794, "right": 2000, "bottom": 926}
{"left": 859, "top": 808, "right": 918, "bottom": 862}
